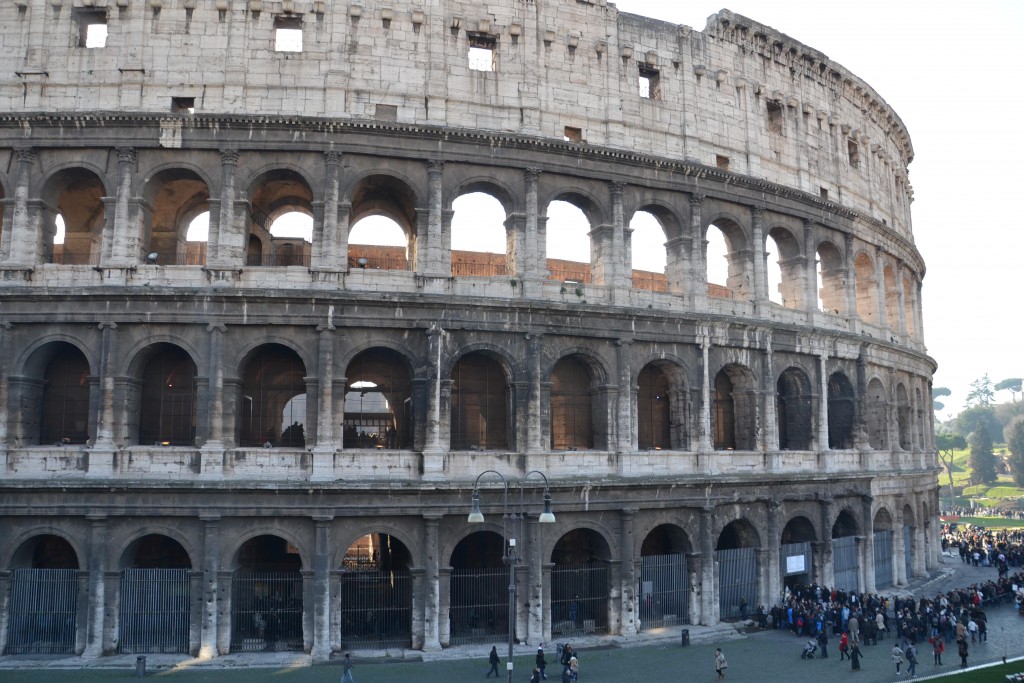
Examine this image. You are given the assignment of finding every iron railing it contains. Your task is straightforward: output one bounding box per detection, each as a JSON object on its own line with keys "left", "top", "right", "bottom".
{"left": 5, "top": 568, "right": 78, "bottom": 654}
{"left": 716, "top": 547, "right": 758, "bottom": 619}
{"left": 639, "top": 554, "right": 688, "bottom": 630}
{"left": 229, "top": 571, "right": 304, "bottom": 652}
{"left": 338, "top": 570, "right": 411, "bottom": 649}
{"left": 118, "top": 568, "right": 190, "bottom": 654}
{"left": 874, "top": 530, "right": 894, "bottom": 589}
{"left": 550, "top": 562, "right": 609, "bottom": 636}
{"left": 448, "top": 567, "right": 509, "bottom": 645}
{"left": 832, "top": 536, "right": 859, "bottom": 592}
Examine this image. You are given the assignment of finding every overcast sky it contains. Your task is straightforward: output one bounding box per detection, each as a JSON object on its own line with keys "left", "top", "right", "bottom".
{"left": 610, "top": 0, "right": 1024, "bottom": 419}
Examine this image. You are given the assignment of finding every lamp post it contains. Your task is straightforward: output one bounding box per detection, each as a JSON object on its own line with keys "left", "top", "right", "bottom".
{"left": 468, "top": 470, "right": 555, "bottom": 683}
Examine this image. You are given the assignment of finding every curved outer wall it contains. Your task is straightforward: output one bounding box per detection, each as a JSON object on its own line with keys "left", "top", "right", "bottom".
{"left": 0, "top": 0, "right": 936, "bottom": 660}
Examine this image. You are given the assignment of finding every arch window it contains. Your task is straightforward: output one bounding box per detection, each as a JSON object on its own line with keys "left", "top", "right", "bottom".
{"left": 816, "top": 242, "right": 845, "bottom": 314}
{"left": 903, "top": 275, "right": 916, "bottom": 337}
{"left": 348, "top": 174, "right": 417, "bottom": 271}
{"left": 139, "top": 345, "right": 197, "bottom": 446}
{"left": 43, "top": 168, "right": 106, "bottom": 265}
{"left": 551, "top": 529, "right": 612, "bottom": 637}
{"left": 117, "top": 535, "right": 192, "bottom": 654}
{"left": 340, "top": 534, "right": 412, "bottom": 649}
{"left": 865, "top": 378, "right": 888, "bottom": 450}
{"left": 715, "top": 520, "right": 759, "bottom": 619}
{"left": 450, "top": 353, "right": 508, "bottom": 450}
{"left": 777, "top": 367, "right": 813, "bottom": 450}
{"left": 896, "top": 384, "right": 912, "bottom": 450}
{"left": 766, "top": 227, "right": 803, "bottom": 309}
{"left": 550, "top": 355, "right": 593, "bottom": 450}
{"left": 245, "top": 169, "right": 313, "bottom": 267}
{"left": 7, "top": 535, "right": 80, "bottom": 654}
{"left": 637, "top": 364, "right": 670, "bottom": 450}
{"left": 545, "top": 200, "right": 592, "bottom": 283}
{"left": 638, "top": 525, "right": 691, "bottom": 630}
{"left": 713, "top": 365, "right": 757, "bottom": 450}
{"left": 705, "top": 224, "right": 729, "bottom": 298}
{"left": 268, "top": 211, "right": 313, "bottom": 267}
{"left": 142, "top": 168, "right": 211, "bottom": 266}
{"left": 448, "top": 531, "right": 507, "bottom": 644}
{"left": 230, "top": 535, "right": 303, "bottom": 652}
{"left": 854, "top": 252, "right": 879, "bottom": 323}
{"left": 780, "top": 517, "right": 816, "bottom": 590}
{"left": 239, "top": 345, "right": 306, "bottom": 448}
{"left": 451, "top": 192, "right": 508, "bottom": 277}
{"left": 630, "top": 210, "right": 668, "bottom": 292}
{"left": 344, "top": 348, "right": 413, "bottom": 449}
{"left": 884, "top": 265, "right": 900, "bottom": 331}
{"left": 827, "top": 372, "right": 856, "bottom": 449}
{"left": 40, "top": 344, "right": 91, "bottom": 445}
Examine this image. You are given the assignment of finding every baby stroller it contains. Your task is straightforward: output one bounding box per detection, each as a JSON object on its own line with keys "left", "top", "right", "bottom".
{"left": 800, "top": 639, "right": 818, "bottom": 659}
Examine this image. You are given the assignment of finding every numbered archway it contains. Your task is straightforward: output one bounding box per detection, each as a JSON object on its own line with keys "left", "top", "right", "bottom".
{"left": 550, "top": 529, "right": 611, "bottom": 637}
{"left": 639, "top": 524, "right": 692, "bottom": 630}
{"left": 831, "top": 510, "right": 860, "bottom": 593}
{"left": 448, "top": 531, "right": 507, "bottom": 645}
{"left": 117, "top": 534, "right": 192, "bottom": 654}
{"left": 779, "top": 517, "right": 816, "bottom": 590}
{"left": 229, "top": 535, "right": 303, "bottom": 652}
{"left": 339, "top": 533, "right": 412, "bottom": 649}
{"left": 715, "top": 520, "right": 759, "bottom": 620}
{"left": 5, "top": 534, "right": 80, "bottom": 655}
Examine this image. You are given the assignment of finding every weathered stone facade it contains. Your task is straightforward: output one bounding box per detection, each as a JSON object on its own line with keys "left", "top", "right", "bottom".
{"left": 0, "top": 0, "right": 936, "bottom": 661}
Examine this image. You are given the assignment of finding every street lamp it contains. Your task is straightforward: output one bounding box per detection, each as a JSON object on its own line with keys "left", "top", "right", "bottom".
{"left": 467, "top": 470, "right": 555, "bottom": 683}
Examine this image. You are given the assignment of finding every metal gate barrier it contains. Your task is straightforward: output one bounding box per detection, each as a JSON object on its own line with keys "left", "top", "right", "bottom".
{"left": 551, "top": 562, "right": 609, "bottom": 637}
{"left": 230, "top": 571, "right": 303, "bottom": 652}
{"left": 873, "top": 530, "right": 894, "bottom": 589}
{"left": 780, "top": 542, "right": 813, "bottom": 585}
{"left": 903, "top": 525, "right": 913, "bottom": 580}
{"left": 448, "top": 567, "right": 509, "bottom": 645}
{"left": 832, "top": 536, "right": 859, "bottom": 592}
{"left": 716, "top": 547, "right": 757, "bottom": 619}
{"left": 5, "top": 568, "right": 78, "bottom": 654}
{"left": 339, "top": 569, "right": 411, "bottom": 649}
{"left": 639, "top": 553, "right": 688, "bottom": 630}
{"left": 118, "top": 568, "right": 190, "bottom": 653}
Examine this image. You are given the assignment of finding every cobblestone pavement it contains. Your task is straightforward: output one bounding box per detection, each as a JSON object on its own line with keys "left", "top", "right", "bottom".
{"left": 2, "top": 551, "right": 1022, "bottom": 682}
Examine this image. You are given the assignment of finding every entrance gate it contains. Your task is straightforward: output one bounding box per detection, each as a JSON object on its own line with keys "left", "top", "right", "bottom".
{"left": 551, "top": 562, "right": 609, "bottom": 637}
{"left": 339, "top": 569, "right": 411, "bottom": 649}
{"left": 832, "top": 536, "right": 859, "bottom": 592}
{"left": 873, "top": 531, "right": 894, "bottom": 589}
{"left": 448, "top": 567, "right": 509, "bottom": 645}
{"left": 639, "top": 553, "right": 688, "bottom": 630}
{"left": 229, "top": 571, "right": 303, "bottom": 652}
{"left": 5, "top": 568, "right": 78, "bottom": 654}
{"left": 780, "top": 541, "right": 813, "bottom": 588}
{"left": 118, "top": 568, "right": 190, "bottom": 653}
{"left": 716, "top": 547, "right": 757, "bottom": 619}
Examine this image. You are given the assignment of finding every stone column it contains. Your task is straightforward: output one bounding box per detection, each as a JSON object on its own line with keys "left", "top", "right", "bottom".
{"left": 311, "top": 516, "right": 333, "bottom": 660}
{"left": 526, "top": 333, "right": 545, "bottom": 454}
{"left": 843, "top": 233, "right": 857, "bottom": 322}
{"left": 207, "top": 149, "right": 239, "bottom": 268}
{"left": 198, "top": 515, "right": 220, "bottom": 659}
{"left": 83, "top": 515, "right": 108, "bottom": 658}
{"left": 87, "top": 323, "right": 117, "bottom": 476}
{"left": 755, "top": 548, "right": 769, "bottom": 614}
{"left": 520, "top": 168, "right": 545, "bottom": 296}
{"left": 874, "top": 248, "right": 888, "bottom": 328}
{"left": 3, "top": 147, "right": 37, "bottom": 265}
{"left": 698, "top": 332, "right": 713, "bottom": 452}
{"left": 609, "top": 181, "right": 628, "bottom": 297}
{"left": 762, "top": 333, "right": 778, "bottom": 452}
{"left": 200, "top": 323, "right": 227, "bottom": 476}
{"left": 619, "top": 509, "right": 638, "bottom": 635}
{"left": 766, "top": 502, "right": 781, "bottom": 606}
{"left": 690, "top": 195, "right": 707, "bottom": 309}
{"left": 895, "top": 262, "right": 908, "bottom": 337}
{"left": 313, "top": 151, "right": 343, "bottom": 272}
{"left": 615, "top": 338, "right": 633, "bottom": 455}
{"left": 422, "top": 160, "right": 448, "bottom": 277}
{"left": 817, "top": 352, "right": 830, "bottom": 452}
{"left": 422, "top": 324, "right": 446, "bottom": 479}
{"left": 913, "top": 279, "right": 926, "bottom": 341}
{"left": 894, "top": 517, "right": 908, "bottom": 587}
{"left": 750, "top": 205, "right": 768, "bottom": 308}
{"left": 803, "top": 219, "right": 818, "bottom": 313}
{"left": 700, "top": 507, "right": 717, "bottom": 625}
{"left": 311, "top": 325, "right": 337, "bottom": 481}
{"left": 685, "top": 552, "right": 702, "bottom": 625}
{"left": 820, "top": 498, "right": 835, "bottom": 587}
{"left": 0, "top": 323, "right": 10, "bottom": 467}
{"left": 526, "top": 518, "right": 544, "bottom": 644}
{"left": 421, "top": 514, "right": 442, "bottom": 651}
{"left": 862, "top": 495, "right": 876, "bottom": 593}
{"left": 105, "top": 147, "right": 138, "bottom": 265}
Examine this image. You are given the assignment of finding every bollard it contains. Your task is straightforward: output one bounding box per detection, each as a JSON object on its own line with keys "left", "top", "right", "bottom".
{"left": 135, "top": 655, "right": 146, "bottom": 677}
{"left": 681, "top": 629, "right": 690, "bottom": 646}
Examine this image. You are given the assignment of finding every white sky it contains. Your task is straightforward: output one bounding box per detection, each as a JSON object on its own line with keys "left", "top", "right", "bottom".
{"left": 611, "top": 0, "right": 1024, "bottom": 419}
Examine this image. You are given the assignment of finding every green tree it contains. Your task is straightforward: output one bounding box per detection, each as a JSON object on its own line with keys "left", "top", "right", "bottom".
{"left": 969, "top": 426, "right": 998, "bottom": 485}
{"left": 965, "top": 374, "right": 996, "bottom": 407}
{"left": 936, "top": 432, "right": 967, "bottom": 510}
{"left": 932, "top": 386, "right": 951, "bottom": 412}
{"left": 1008, "top": 418, "right": 1024, "bottom": 487}
{"left": 996, "top": 377, "right": 1023, "bottom": 403}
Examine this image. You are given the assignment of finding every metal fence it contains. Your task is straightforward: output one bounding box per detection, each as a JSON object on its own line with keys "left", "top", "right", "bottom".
{"left": 5, "top": 568, "right": 78, "bottom": 654}
{"left": 338, "top": 570, "right": 412, "bottom": 650}
{"left": 874, "top": 530, "right": 894, "bottom": 589}
{"left": 118, "top": 568, "right": 190, "bottom": 654}
{"left": 550, "top": 562, "right": 609, "bottom": 637}
{"left": 716, "top": 547, "right": 757, "bottom": 619}
{"left": 639, "top": 554, "right": 688, "bottom": 630}
{"left": 448, "top": 567, "right": 509, "bottom": 645}
{"left": 230, "top": 571, "right": 304, "bottom": 652}
{"left": 832, "top": 536, "right": 859, "bottom": 592}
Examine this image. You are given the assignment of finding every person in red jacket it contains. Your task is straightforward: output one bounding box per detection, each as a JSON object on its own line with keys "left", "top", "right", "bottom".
{"left": 839, "top": 632, "right": 850, "bottom": 660}
{"left": 931, "top": 636, "right": 945, "bottom": 665}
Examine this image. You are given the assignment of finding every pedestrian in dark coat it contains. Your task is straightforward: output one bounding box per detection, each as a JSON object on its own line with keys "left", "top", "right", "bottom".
{"left": 817, "top": 629, "right": 829, "bottom": 658}
{"left": 958, "top": 639, "right": 969, "bottom": 667}
{"left": 486, "top": 645, "right": 500, "bottom": 678}
{"left": 850, "top": 643, "right": 863, "bottom": 671}
{"left": 536, "top": 644, "right": 548, "bottom": 679}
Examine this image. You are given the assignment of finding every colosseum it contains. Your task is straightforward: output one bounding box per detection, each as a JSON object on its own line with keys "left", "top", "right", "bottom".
{"left": 0, "top": 0, "right": 938, "bottom": 661}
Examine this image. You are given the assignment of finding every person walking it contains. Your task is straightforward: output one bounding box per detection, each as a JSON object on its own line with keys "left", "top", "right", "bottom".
{"left": 850, "top": 642, "right": 863, "bottom": 672}
{"left": 486, "top": 645, "right": 500, "bottom": 678}
{"left": 930, "top": 636, "right": 944, "bottom": 665}
{"left": 817, "top": 628, "right": 829, "bottom": 659}
{"left": 341, "top": 653, "right": 356, "bottom": 683}
{"left": 839, "top": 632, "right": 850, "bottom": 660}
{"left": 906, "top": 642, "right": 918, "bottom": 677}
{"left": 568, "top": 654, "right": 579, "bottom": 682}
{"left": 536, "top": 643, "right": 548, "bottom": 680}
{"left": 714, "top": 648, "right": 728, "bottom": 680}
{"left": 891, "top": 643, "right": 904, "bottom": 676}
{"left": 530, "top": 667, "right": 542, "bottom": 683}
{"left": 958, "top": 639, "right": 969, "bottom": 668}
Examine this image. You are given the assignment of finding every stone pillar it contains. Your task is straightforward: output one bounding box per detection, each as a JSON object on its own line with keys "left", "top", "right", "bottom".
{"left": 766, "top": 502, "right": 781, "bottom": 607}
{"left": 803, "top": 219, "right": 818, "bottom": 312}
{"left": 3, "top": 147, "right": 37, "bottom": 266}
{"left": 875, "top": 248, "right": 888, "bottom": 327}
{"left": 762, "top": 334, "right": 778, "bottom": 451}
{"left": 862, "top": 495, "right": 876, "bottom": 594}
{"left": 313, "top": 151, "right": 343, "bottom": 272}
{"left": 215, "top": 568, "right": 232, "bottom": 655}
{"left": 843, "top": 233, "right": 857, "bottom": 322}
{"left": 690, "top": 195, "right": 707, "bottom": 309}
{"left": 755, "top": 547, "right": 769, "bottom": 615}
{"left": 422, "top": 160, "right": 448, "bottom": 277}
{"left": 700, "top": 507, "right": 717, "bottom": 625}
{"left": 200, "top": 323, "right": 227, "bottom": 477}
{"left": 526, "top": 333, "right": 545, "bottom": 454}
{"left": 820, "top": 498, "right": 835, "bottom": 588}
{"left": 311, "top": 326, "right": 337, "bottom": 481}
{"left": 83, "top": 515, "right": 108, "bottom": 658}
{"left": 422, "top": 324, "right": 446, "bottom": 479}
{"left": 520, "top": 168, "right": 545, "bottom": 295}
{"left": 664, "top": 235, "right": 691, "bottom": 296}
{"left": 198, "top": 516, "right": 220, "bottom": 659}
{"left": 410, "top": 567, "right": 425, "bottom": 650}
{"left": 619, "top": 509, "right": 638, "bottom": 635}
{"left": 615, "top": 338, "right": 633, "bottom": 455}
{"left": 526, "top": 518, "right": 544, "bottom": 644}
{"left": 895, "top": 262, "right": 908, "bottom": 337}
{"left": 817, "top": 352, "right": 830, "bottom": 452}
{"left": 894, "top": 517, "right": 908, "bottom": 587}
{"left": 87, "top": 323, "right": 117, "bottom": 476}
{"left": 105, "top": 147, "right": 138, "bottom": 265}
{"left": 311, "top": 516, "right": 333, "bottom": 660}
{"left": 421, "top": 514, "right": 442, "bottom": 651}
{"left": 0, "top": 323, "right": 10, "bottom": 467}
{"left": 750, "top": 205, "right": 768, "bottom": 308}
{"left": 609, "top": 181, "right": 628, "bottom": 297}
{"left": 685, "top": 553, "right": 702, "bottom": 625}
{"left": 698, "top": 332, "right": 713, "bottom": 452}
{"left": 208, "top": 149, "right": 240, "bottom": 268}
{"left": 913, "top": 279, "right": 926, "bottom": 341}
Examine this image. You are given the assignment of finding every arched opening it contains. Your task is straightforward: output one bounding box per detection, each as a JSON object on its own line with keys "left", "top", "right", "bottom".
{"left": 551, "top": 529, "right": 612, "bottom": 637}
{"left": 142, "top": 168, "right": 210, "bottom": 265}
{"left": 550, "top": 355, "right": 594, "bottom": 450}
{"left": 245, "top": 169, "right": 314, "bottom": 267}
{"left": 767, "top": 227, "right": 805, "bottom": 309}
{"left": 42, "top": 168, "right": 106, "bottom": 265}
{"left": 853, "top": 252, "right": 878, "bottom": 324}
{"left": 117, "top": 534, "right": 192, "bottom": 654}
{"left": 896, "top": 383, "right": 911, "bottom": 450}
{"left": 764, "top": 232, "right": 784, "bottom": 305}
{"left": 268, "top": 211, "right": 313, "bottom": 266}
{"left": 348, "top": 174, "right": 417, "bottom": 271}
{"left": 827, "top": 372, "right": 856, "bottom": 449}
{"left": 448, "top": 531, "right": 507, "bottom": 644}
{"left": 715, "top": 520, "right": 759, "bottom": 620}
{"left": 713, "top": 364, "right": 757, "bottom": 451}
{"left": 339, "top": 533, "right": 412, "bottom": 649}
{"left": 638, "top": 525, "right": 691, "bottom": 630}
{"left": 545, "top": 199, "right": 591, "bottom": 283}
{"left": 343, "top": 348, "right": 413, "bottom": 449}
{"left": 873, "top": 509, "right": 895, "bottom": 589}
{"left": 630, "top": 210, "right": 668, "bottom": 292}
{"left": 230, "top": 535, "right": 303, "bottom": 652}
{"left": 450, "top": 352, "right": 509, "bottom": 451}
{"left": 238, "top": 345, "right": 306, "bottom": 448}
{"left": 25, "top": 342, "right": 92, "bottom": 446}
{"left": 637, "top": 364, "right": 670, "bottom": 450}
{"left": 6, "top": 535, "right": 80, "bottom": 654}
{"left": 706, "top": 219, "right": 750, "bottom": 301}
{"left": 776, "top": 367, "right": 813, "bottom": 450}
{"left": 138, "top": 344, "right": 197, "bottom": 446}
{"left": 705, "top": 223, "right": 729, "bottom": 298}
{"left": 883, "top": 265, "right": 900, "bottom": 331}
{"left": 451, "top": 192, "right": 507, "bottom": 277}
{"left": 831, "top": 510, "right": 860, "bottom": 592}
{"left": 816, "top": 242, "right": 844, "bottom": 314}
{"left": 780, "top": 517, "right": 816, "bottom": 590}
{"left": 865, "top": 378, "right": 888, "bottom": 450}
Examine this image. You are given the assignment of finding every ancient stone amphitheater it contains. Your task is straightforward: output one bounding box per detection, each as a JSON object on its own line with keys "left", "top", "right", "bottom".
{"left": 0, "top": 0, "right": 938, "bottom": 660}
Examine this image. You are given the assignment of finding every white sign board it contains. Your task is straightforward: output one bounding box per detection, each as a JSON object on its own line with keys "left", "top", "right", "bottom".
{"left": 786, "top": 555, "right": 806, "bottom": 574}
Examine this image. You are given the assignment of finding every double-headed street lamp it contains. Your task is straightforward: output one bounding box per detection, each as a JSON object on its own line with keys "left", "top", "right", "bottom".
{"left": 467, "top": 470, "right": 555, "bottom": 683}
